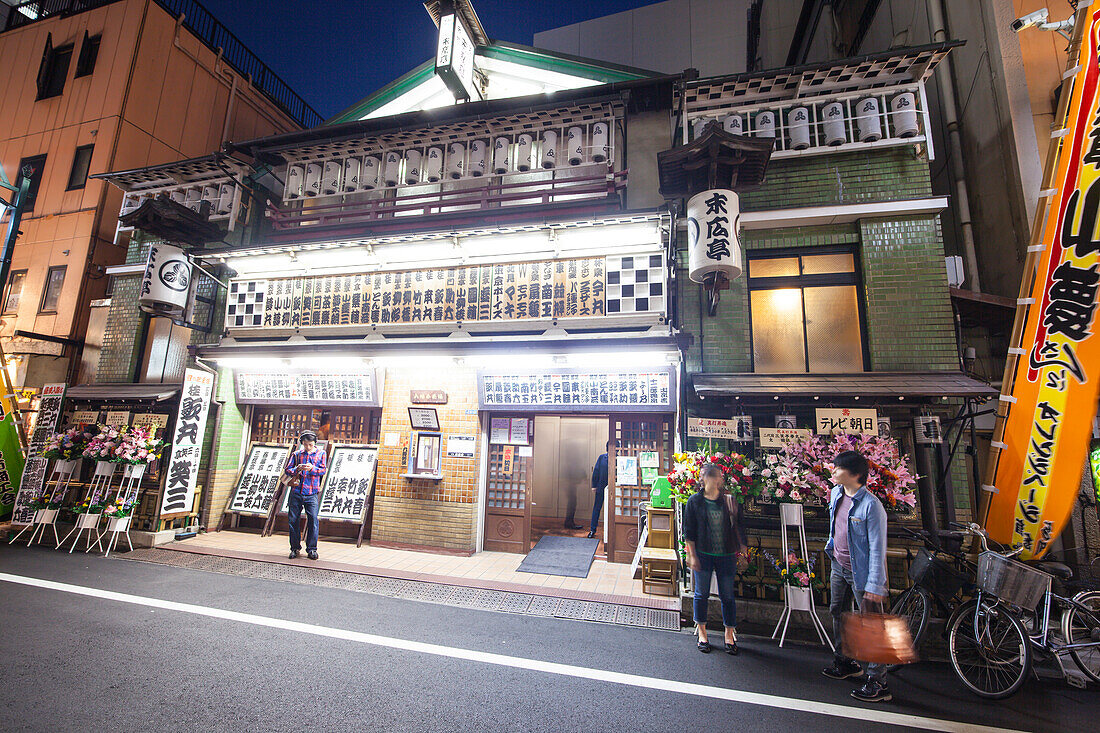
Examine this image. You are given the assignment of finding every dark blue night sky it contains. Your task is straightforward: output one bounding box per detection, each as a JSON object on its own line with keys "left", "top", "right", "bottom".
{"left": 198, "top": 1, "right": 660, "bottom": 120}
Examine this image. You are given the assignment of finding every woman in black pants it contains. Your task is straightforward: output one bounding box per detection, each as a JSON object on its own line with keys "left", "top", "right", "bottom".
{"left": 683, "top": 463, "right": 747, "bottom": 655}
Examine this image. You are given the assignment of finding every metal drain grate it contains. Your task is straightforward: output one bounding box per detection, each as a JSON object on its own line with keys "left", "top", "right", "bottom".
{"left": 121, "top": 548, "right": 680, "bottom": 631}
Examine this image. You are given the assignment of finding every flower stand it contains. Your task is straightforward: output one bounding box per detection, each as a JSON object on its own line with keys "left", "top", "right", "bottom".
{"left": 770, "top": 503, "right": 834, "bottom": 650}
{"left": 96, "top": 514, "right": 133, "bottom": 557}
{"left": 61, "top": 512, "right": 104, "bottom": 553}
{"left": 9, "top": 457, "right": 81, "bottom": 546}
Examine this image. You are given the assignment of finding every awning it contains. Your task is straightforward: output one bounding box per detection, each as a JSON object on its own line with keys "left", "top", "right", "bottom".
{"left": 692, "top": 372, "right": 997, "bottom": 400}
{"left": 65, "top": 383, "right": 182, "bottom": 403}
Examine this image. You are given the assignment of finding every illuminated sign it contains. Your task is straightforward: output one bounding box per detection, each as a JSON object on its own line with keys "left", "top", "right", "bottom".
{"left": 435, "top": 13, "right": 479, "bottom": 101}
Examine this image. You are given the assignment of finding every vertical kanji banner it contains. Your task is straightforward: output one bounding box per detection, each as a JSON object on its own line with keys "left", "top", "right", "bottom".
{"left": 0, "top": 413, "right": 26, "bottom": 519}
{"left": 159, "top": 368, "right": 214, "bottom": 518}
{"left": 986, "top": 3, "right": 1100, "bottom": 558}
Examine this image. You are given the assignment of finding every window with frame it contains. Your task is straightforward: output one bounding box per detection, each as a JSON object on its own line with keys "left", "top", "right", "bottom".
{"left": 75, "top": 33, "right": 100, "bottom": 78}
{"left": 15, "top": 155, "right": 47, "bottom": 211}
{"left": 37, "top": 35, "right": 73, "bottom": 100}
{"left": 4, "top": 271, "right": 27, "bottom": 314}
{"left": 67, "top": 145, "right": 94, "bottom": 190}
{"left": 747, "top": 249, "right": 866, "bottom": 373}
{"left": 39, "top": 266, "right": 66, "bottom": 314}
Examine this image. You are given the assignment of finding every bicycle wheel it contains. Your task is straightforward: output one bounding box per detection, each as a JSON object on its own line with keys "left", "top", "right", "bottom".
{"left": 1063, "top": 590, "right": 1100, "bottom": 683}
{"left": 948, "top": 598, "right": 1031, "bottom": 699}
{"left": 891, "top": 586, "right": 931, "bottom": 648}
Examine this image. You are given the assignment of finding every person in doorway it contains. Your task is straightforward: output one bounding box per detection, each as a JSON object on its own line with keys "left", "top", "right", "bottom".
{"left": 284, "top": 431, "right": 327, "bottom": 560}
{"left": 587, "top": 441, "right": 609, "bottom": 539}
{"left": 683, "top": 462, "right": 747, "bottom": 655}
{"left": 822, "top": 450, "right": 891, "bottom": 703}
{"left": 563, "top": 481, "right": 582, "bottom": 531}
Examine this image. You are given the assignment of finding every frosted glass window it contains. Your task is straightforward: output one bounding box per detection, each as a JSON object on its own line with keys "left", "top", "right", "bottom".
{"left": 751, "top": 289, "right": 807, "bottom": 373}
{"left": 802, "top": 252, "right": 855, "bottom": 274}
{"left": 804, "top": 286, "right": 863, "bottom": 372}
{"left": 748, "top": 257, "right": 799, "bottom": 278}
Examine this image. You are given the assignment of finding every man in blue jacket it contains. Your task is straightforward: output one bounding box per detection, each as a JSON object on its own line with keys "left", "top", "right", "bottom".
{"left": 587, "top": 441, "right": 610, "bottom": 539}
{"left": 822, "top": 450, "right": 891, "bottom": 702}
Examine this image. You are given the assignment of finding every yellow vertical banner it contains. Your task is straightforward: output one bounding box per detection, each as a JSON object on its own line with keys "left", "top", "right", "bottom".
{"left": 986, "top": 3, "right": 1100, "bottom": 558}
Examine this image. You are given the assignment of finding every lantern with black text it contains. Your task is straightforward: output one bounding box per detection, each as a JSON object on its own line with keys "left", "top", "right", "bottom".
{"left": 139, "top": 243, "right": 192, "bottom": 319}
{"left": 687, "top": 188, "right": 742, "bottom": 285}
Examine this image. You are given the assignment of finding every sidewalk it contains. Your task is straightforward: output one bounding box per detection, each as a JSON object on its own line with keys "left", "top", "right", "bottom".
{"left": 163, "top": 530, "right": 677, "bottom": 610}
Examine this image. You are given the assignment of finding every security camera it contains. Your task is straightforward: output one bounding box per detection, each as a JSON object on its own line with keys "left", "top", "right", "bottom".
{"left": 1012, "top": 8, "right": 1049, "bottom": 32}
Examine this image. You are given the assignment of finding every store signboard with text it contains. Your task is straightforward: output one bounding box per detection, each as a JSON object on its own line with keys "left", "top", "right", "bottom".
{"left": 815, "top": 408, "right": 878, "bottom": 435}
{"left": 10, "top": 384, "right": 65, "bottom": 524}
{"left": 235, "top": 370, "right": 381, "bottom": 407}
{"left": 478, "top": 367, "right": 676, "bottom": 413}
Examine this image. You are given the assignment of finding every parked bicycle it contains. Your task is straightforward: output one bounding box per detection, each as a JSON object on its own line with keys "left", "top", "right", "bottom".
{"left": 890, "top": 524, "right": 977, "bottom": 650}
{"left": 946, "top": 523, "right": 1100, "bottom": 698}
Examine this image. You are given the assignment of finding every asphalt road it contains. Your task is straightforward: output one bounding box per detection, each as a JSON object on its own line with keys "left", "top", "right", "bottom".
{"left": 0, "top": 545, "right": 1092, "bottom": 733}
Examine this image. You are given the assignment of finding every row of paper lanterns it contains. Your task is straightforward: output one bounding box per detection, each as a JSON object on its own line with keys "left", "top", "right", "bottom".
{"left": 691, "top": 92, "right": 920, "bottom": 150}
{"left": 120, "top": 182, "right": 235, "bottom": 218}
{"left": 285, "top": 122, "right": 611, "bottom": 200}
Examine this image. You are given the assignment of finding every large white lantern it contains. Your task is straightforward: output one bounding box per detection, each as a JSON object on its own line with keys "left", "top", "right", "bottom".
{"left": 787, "top": 107, "right": 811, "bottom": 149}
{"left": 856, "top": 97, "right": 882, "bottom": 142}
{"left": 493, "top": 137, "right": 510, "bottom": 174}
{"left": 139, "top": 243, "right": 192, "bottom": 319}
{"left": 591, "top": 122, "right": 609, "bottom": 162}
{"left": 687, "top": 188, "right": 742, "bottom": 283}
{"left": 516, "top": 134, "right": 534, "bottom": 171}
{"left": 722, "top": 114, "right": 743, "bottom": 135}
{"left": 541, "top": 130, "right": 558, "bottom": 169}
{"left": 424, "top": 146, "right": 444, "bottom": 182}
{"left": 567, "top": 126, "right": 585, "bottom": 165}
{"left": 754, "top": 111, "right": 776, "bottom": 138}
{"left": 447, "top": 142, "right": 465, "bottom": 179}
{"left": 891, "top": 92, "right": 919, "bottom": 137}
{"left": 821, "top": 101, "right": 846, "bottom": 146}
{"left": 469, "top": 140, "right": 487, "bottom": 177}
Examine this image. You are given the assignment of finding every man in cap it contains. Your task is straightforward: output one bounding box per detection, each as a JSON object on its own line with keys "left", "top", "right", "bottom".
{"left": 285, "top": 431, "right": 326, "bottom": 560}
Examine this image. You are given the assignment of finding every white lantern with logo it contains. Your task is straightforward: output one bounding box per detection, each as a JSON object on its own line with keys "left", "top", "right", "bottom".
{"left": 425, "top": 147, "right": 444, "bottom": 182}
{"left": 469, "top": 140, "right": 487, "bottom": 177}
{"left": 516, "top": 134, "right": 534, "bottom": 171}
{"left": 754, "top": 111, "right": 776, "bottom": 138}
{"left": 787, "top": 107, "right": 811, "bottom": 149}
{"left": 567, "top": 126, "right": 585, "bottom": 165}
{"left": 446, "top": 142, "right": 465, "bottom": 179}
{"left": 856, "top": 97, "right": 882, "bottom": 142}
{"left": 891, "top": 92, "right": 919, "bottom": 137}
{"left": 821, "top": 101, "right": 846, "bottom": 146}
{"left": 722, "top": 114, "right": 743, "bottom": 135}
{"left": 541, "top": 130, "right": 558, "bottom": 169}
{"left": 687, "top": 188, "right": 742, "bottom": 284}
{"left": 591, "top": 122, "right": 609, "bottom": 162}
{"left": 492, "top": 137, "right": 510, "bottom": 174}
{"left": 139, "top": 243, "right": 192, "bottom": 319}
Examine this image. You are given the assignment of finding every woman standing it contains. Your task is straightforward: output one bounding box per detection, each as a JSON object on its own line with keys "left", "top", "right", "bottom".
{"left": 683, "top": 462, "right": 747, "bottom": 654}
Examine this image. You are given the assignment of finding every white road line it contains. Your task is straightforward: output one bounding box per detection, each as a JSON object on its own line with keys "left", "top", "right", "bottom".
{"left": 1, "top": 572, "right": 1023, "bottom": 733}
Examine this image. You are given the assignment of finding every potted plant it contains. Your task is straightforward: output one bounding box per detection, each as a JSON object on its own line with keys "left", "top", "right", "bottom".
{"left": 41, "top": 426, "right": 93, "bottom": 474}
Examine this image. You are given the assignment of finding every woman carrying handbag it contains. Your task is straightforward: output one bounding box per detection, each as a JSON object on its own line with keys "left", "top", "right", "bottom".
{"left": 683, "top": 462, "right": 748, "bottom": 655}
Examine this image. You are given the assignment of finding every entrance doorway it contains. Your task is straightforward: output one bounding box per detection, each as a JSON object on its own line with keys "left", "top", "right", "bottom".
{"left": 531, "top": 416, "right": 609, "bottom": 548}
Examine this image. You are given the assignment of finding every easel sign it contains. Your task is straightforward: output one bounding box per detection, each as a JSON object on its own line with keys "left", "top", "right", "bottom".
{"left": 321, "top": 445, "right": 379, "bottom": 547}
{"left": 225, "top": 443, "right": 292, "bottom": 518}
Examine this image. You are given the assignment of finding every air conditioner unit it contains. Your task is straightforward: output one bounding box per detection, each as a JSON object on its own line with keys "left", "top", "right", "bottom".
{"left": 216, "top": 183, "right": 234, "bottom": 215}
{"left": 788, "top": 107, "right": 811, "bottom": 150}
{"left": 856, "top": 97, "right": 882, "bottom": 142}
{"left": 362, "top": 156, "right": 380, "bottom": 189}
{"left": 404, "top": 149, "right": 422, "bottom": 184}
{"left": 469, "top": 140, "right": 487, "bottom": 177}
{"left": 321, "top": 160, "right": 343, "bottom": 195}
{"left": 493, "top": 137, "right": 510, "bottom": 174}
{"left": 303, "top": 162, "right": 322, "bottom": 196}
{"left": 821, "top": 102, "right": 846, "bottom": 146}
{"left": 425, "top": 147, "right": 444, "bottom": 182}
{"left": 722, "top": 114, "right": 743, "bottom": 135}
{"left": 891, "top": 92, "right": 919, "bottom": 138}
{"left": 285, "top": 163, "right": 305, "bottom": 200}
{"left": 754, "top": 111, "right": 776, "bottom": 138}
{"left": 516, "top": 134, "right": 533, "bottom": 172}
{"left": 383, "top": 151, "right": 401, "bottom": 186}
{"left": 945, "top": 255, "right": 965, "bottom": 288}
{"left": 447, "top": 142, "right": 465, "bottom": 179}
{"left": 541, "top": 130, "right": 557, "bottom": 169}
{"left": 566, "top": 126, "right": 584, "bottom": 165}
{"left": 343, "top": 157, "right": 361, "bottom": 192}
{"left": 591, "top": 122, "right": 609, "bottom": 162}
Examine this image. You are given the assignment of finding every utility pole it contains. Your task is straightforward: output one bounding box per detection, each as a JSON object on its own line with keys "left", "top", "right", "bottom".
{"left": 0, "top": 164, "right": 34, "bottom": 449}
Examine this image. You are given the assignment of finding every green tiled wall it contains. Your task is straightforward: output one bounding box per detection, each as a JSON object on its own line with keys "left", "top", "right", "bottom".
{"left": 96, "top": 275, "right": 146, "bottom": 383}
{"left": 203, "top": 367, "right": 248, "bottom": 531}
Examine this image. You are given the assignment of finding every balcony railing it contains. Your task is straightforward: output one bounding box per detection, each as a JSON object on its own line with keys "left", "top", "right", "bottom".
{"left": 5, "top": 0, "right": 322, "bottom": 129}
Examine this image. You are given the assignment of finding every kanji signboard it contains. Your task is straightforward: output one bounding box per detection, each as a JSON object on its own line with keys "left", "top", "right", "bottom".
{"left": 477, "top": 367, "right": 676, "bottom": 413}
{"left": 11, "top": 383, "right": 65, "bottom": 525}
{"left": 228, "top": 444, "right": 291, "bottom": 516}
{"left": 160, "top": 369, "right": 214, "bottom": 517}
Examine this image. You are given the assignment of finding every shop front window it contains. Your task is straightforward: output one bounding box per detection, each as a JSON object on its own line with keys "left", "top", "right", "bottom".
{"left": 748, "top": 250, "right": 865, "bottom": 373}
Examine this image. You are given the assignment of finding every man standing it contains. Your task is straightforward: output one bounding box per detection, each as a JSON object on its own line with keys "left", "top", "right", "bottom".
{"left": 285, "top": 431, "right": 326, "bottom": 560}
{"left": 587, "top": 441, "right": 609, "bottom": 539}
{"left": 822, "top": 450, "right": 891, "bottom": 702}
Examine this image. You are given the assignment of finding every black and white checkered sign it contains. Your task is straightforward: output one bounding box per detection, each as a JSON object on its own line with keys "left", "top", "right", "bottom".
{"left": 605, "top": 254, "right": 665, "bottom": 315}
{"left": 226, "top": 280, "right": 266, "bottom": 328}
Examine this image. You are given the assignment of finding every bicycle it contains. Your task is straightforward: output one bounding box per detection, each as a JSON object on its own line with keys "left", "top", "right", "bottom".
{"left": 945, "top": 523, "right": 1100, "bottom": 698}
{"left": 890, "top": 524, "right": 977, "bottom": 650}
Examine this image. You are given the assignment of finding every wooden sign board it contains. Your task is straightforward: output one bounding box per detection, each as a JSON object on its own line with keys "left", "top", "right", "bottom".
{"left": 132, "top": 413, "right": 170, "bottom": 429}
{"left": 104, "top": 411, "right": 130, "bottom": 428}
{"left": 759, "top": 427, "right": 813, "bottom": 448}
{"left": 318, "top": 446, "right": 378, "bottom": 521}
{"left": 815, "top": 408, "right": 878, "bottom": 435}
{"left": 410, "top": 389, "right": 448, "bottom": 404}
{"left": 71, "top": 410, "right": 99, "bottom": 424}
{"left": 227, "top": 444, "right": 291, "bottom": 517}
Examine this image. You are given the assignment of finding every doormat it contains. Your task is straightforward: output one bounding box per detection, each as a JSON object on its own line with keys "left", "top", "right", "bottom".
{"left": 517, "top": 535, "right": 600, "bottom": 578}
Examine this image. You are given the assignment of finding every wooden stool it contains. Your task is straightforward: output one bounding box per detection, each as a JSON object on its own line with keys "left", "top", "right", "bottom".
{"left": 641, "top": 546, "right": 678, "bottom": 595}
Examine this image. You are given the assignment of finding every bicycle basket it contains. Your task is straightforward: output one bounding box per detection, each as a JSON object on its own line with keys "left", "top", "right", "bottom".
{"left": 977, "top": 552, "right": 1051, "bottom": 609}
{"left": 908, "top": 548, "right": 967, "bottom": 600}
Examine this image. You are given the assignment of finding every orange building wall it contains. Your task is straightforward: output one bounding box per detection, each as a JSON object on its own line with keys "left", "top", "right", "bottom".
{"left": 0, "top": 0, "right": 302, "bottom": 387}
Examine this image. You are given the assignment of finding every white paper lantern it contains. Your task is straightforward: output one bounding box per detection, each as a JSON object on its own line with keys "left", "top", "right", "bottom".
{"left": 424, "top": 147, "right": 444, "bottom": 182}
{"left": 891, "top": 92, "right": 919, "bottom": 137}
{"left": 216, "top": 183, "right": 234, "bottom": 215}
{"left": 821, "top": 101, "right": 846, "bottom": 146}
{"left": 692, "top": 118, "right": 709, "bottom": 139}
{"left": 856, "top": 97, "right": 882, "bottom": 142}
{"left": 321, "top": 160, "right": 343, "bottom": 195}
{"left": 285, "top": 164, "right": 304, "bottom": 199}
{"left": 541, "top": 130, "right": 558, "bottom": 169}
{"left": 361, "top": 156, "right": 380, "bottom": 189}
{"left": 447, "top": 142, "right": 466, "bottom": 179}
{"left": 754, "top": 111, "right": 776, "bottom": 138}
{"left": 591, "top": 122, "right": 609, "bottom": 162}
{"left": 722, "top": 114, "right": 743, "bottom": 135}
{"left": 383, "top": 151, "right": 401, "bottom": 186}
{"left": 184, "top": 187, "right": 204, "bottom": 211}
{"left": 469, "top": 140, "right": 487, "bottom": 177}
{"left": 404, "top": 149, "right": 422, "bottom": 184}
{"left": 567, "top": 126, "right": 585, "bottom": 165}
{"left": 170, "top": 189, "right": 186, "bottom": 206}
{"left": 687, "top": 188, "right": 742, "bottom": 284}
{"left": 787, "top": 107, "right": 811, "bottom": 150}
{"left": 493, "top": 137, "right": 510, "bottom": 174}
{"left": 201, "top": 184, "right": 219, "bottom": 211}
{"left": 139, "top": 242, "right": 192, "bottom": 319}
{"left": 516, "top": 134, "right": 533, "bottom": 171}
{"left": 343, "top": 157, "right": 361, "bottom": 192}
{"left": 304, "top": 162, "right": 322, "bottom": 196}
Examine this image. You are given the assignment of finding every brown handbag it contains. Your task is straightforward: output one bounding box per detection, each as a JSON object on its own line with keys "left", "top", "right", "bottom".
{"left": 842, "top": 604, "right": 918, "bottom": 665}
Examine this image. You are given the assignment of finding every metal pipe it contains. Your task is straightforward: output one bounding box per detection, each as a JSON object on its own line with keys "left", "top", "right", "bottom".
{"left": 928, "top": 0, "right": 981, "bottom": 293}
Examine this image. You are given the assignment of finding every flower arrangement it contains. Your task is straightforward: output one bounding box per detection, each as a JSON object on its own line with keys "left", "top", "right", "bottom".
{"left": 83, "top": 425, "right": 164, "bottom": 465}
{"left": 29, "top": 493, "right": 63, "bottom": 511}
{"left": 667, "top": 449, "right": 758, "bottom": 504}
{"left": 41, "top": 427, "right": 94, "bottom": 461}
{"left": 757, "top": 451, "right": 819, "bottom": 504}
{"left": 763, "top": 550, "right": 817, "bottom": 588}
{"left": 71, "top": 497, "right": 105, "bottom": 515}
{"left": 102, "top": 498, "right": 135, "bottom": 518}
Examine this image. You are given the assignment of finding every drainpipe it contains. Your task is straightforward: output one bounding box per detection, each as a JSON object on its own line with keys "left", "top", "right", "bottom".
{"left": 928, "top": 0, "right": 981, "bottom": 293}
